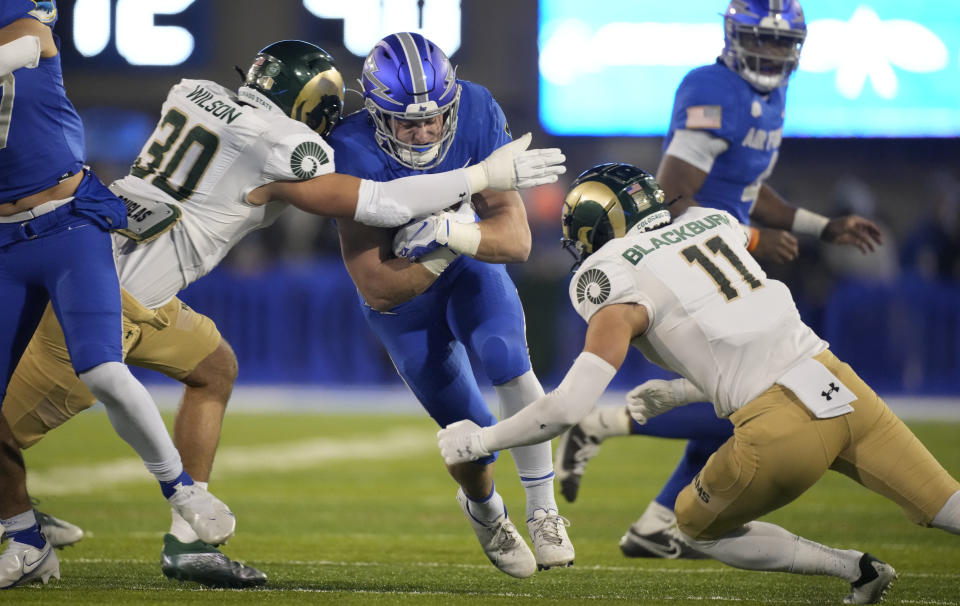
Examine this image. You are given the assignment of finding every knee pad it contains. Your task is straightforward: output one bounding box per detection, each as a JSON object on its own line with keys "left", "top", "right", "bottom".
{"left": 477, "top": 334, "right": 530, "bottom": 386}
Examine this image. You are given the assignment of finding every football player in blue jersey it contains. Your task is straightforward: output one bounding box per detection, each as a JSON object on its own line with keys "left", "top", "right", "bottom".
{"left": 328, "top": 32, "right": 575, "bottom": 578}
{"left": 554, "top": 0, "right": 884, "bottom": 561}
{"left": 0, "top": 0, "right": 236, "bottom": 588}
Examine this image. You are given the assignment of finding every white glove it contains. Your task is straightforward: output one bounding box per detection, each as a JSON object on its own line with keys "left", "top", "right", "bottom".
{"left": 626, "top": 378, "right": 704, "bottom": 425}
{"left": 393, "top": 203, "right": 479, "bottom": 260}
{"left": 438, "top": 419, "right": 491, "bottom": 465}
{"left": 465, "top": 132, "right": 566, "bottom": 192}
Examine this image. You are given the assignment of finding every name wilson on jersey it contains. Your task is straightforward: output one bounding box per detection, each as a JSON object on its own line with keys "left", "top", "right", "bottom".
{"left": 184, "top": 85, "right": 244, "bottom": 124}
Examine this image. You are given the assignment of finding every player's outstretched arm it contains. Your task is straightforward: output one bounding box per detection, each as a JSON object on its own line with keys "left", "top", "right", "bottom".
{"left": 438, "top": 303, "right": 647, "bottom": 465}
{"left": 247, "top": 133, "right": 565, "bottom": 228}
{"left": 626, "top": 378, "right": 708, "bottom": 425}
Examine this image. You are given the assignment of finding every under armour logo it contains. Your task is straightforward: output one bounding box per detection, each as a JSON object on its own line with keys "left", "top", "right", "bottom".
{"left": 419, "top": 105, "right": 428, "bottom": 112}
{"left": 456, "top": 446, "right": 473, "bottom": 458}
{"left": 821, "top": 382, "right": 840, "bottom": 401}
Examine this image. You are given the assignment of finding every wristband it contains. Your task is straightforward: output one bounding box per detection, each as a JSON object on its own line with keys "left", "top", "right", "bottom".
{"left": 419, "top": 247, "right": 458, "bottom": 276}
{"left": 792, "top": 208, "right": 829, "bottom": 237}
{"left": 443, "top": 220, "right": 481, "bottom": 257}
{"left": 743, "top": 226, "right": 759, "bottom": 252}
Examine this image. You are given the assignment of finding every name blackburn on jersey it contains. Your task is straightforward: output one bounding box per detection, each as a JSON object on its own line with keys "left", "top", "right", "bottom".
{"left": 184, "top": 85, "right": 243, "bottom": 124}
{"left": 622, "top": 213, "right": 732, "bottom": 266}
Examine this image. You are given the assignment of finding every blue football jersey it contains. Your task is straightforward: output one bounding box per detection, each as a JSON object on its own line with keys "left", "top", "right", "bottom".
{"left": 663, "top": 61, "right": 787, "bottom": 224}
{"left": 328, "top": 80, "right": 511, "bottom": 181}
{"left": 0, "top": 0, "right": 85, "bottom": 203}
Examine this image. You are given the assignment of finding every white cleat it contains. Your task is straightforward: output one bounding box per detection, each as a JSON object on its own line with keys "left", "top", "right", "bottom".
{"left": 527, "top": 509, "right": 574, "bottom": 570}
{"left": 843, "top": 553, "right": 897, "bottom": 605}
{"left": 0, "top": 540, "right": 60, "bottom": 589}
{"left": 167, "top": 484, "right": 236, "bottom": 546}
{"left": 457, "top": 488, "right": 536, "bottom": 579}
{"left": 35, "top": 511, "right": 85, "bottom": 549}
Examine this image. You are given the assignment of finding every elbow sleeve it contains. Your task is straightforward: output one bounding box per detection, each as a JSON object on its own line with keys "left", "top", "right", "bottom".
{"left": 0, "top": 35, "right": 41, "bottom": 77}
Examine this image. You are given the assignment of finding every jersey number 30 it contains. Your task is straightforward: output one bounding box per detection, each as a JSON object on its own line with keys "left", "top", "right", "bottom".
{"left": 130, "top": 108, "right": 219, "bottom": 201}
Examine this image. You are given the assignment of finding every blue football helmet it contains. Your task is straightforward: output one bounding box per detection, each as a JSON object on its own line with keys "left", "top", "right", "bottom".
{"left": 361, "top": 32, "right": 461, "bottom": 170}
{"left": 721, "top": 0, "right": 807, "bottom": 92}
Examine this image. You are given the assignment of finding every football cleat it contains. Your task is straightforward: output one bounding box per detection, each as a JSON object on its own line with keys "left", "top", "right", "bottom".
{"left": 166, "top": 484, "right": 236, "bottom": 546}
{"left": 843, "top": 553, "right": 896, "bottom": 605}
{"left": 554, "top": 423, "right": 603, "bottom": 503}
{"left": 457, "top": 488, "right": 536, "bottom": 579}
{"left": 0, "top": 539, "right": 60, "bottom": 589}
{"left": 35, "top": 511, "right": 84, "bottom": 549}
{"left": 619, "top": 522, "right": 709, "bottom": 560}
{"left": 161, "top": 534, "right": 267, "bottom": 589}
{"left": 527, "top": 510, "right": 574, "bottom": 570}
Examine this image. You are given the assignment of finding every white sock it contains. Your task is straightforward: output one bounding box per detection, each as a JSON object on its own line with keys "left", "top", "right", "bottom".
{"left": 79, "top": 361, "right": 183, "bottom": 481}
{"left": 580, "top": 405, "right": 631, "bottom": 441}
{"left": 169, "top": 481, "right": 207, "bottom": 542}
{"left": 633, "top": 500, "right": 677, "bottom": 534}
{"left": 462, "top": 488, "right": 506, "bottom": 525}
{"left": 932, "top": 490, "right": 960, "bottom": 534}
{"left": 681, "top": 521, "right": 862, "bottom": 581}
{"left": 495, "top": 370, "right": 559, "bottom": 519}
{"left": 0, "top": 510, "right": 38, "bottom": 533}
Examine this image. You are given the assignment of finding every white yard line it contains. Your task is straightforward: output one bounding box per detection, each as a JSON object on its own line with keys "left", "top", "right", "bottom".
{"left": 26, "top": 429, "right": 436, "bottom": 496}
{"left": 133, "top": 384, "right": 960, "bottom": 420}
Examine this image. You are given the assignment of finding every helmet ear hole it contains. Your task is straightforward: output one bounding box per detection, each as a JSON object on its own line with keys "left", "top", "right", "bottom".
{"left": 561, "top": 163, "right": 671, "bottom": 266}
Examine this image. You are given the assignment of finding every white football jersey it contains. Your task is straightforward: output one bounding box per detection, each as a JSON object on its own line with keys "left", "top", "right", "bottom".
{"left": 569, "top": 206, "right": 826, "bottom": 417}
{"left": 110, "top": 79, "right": 336, "bottom": 308}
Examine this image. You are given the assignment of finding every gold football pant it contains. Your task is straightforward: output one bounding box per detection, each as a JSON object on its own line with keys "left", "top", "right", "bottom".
{"left": 3, "top": 290, "right": 221, "bottom": 449}
{"left": 676, "top": 349, "right": 960, "bottom": 540}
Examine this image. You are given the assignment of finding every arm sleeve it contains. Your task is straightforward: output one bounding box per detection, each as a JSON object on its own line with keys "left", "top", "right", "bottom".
{"left": 354, "top": 170, "right": 472, "bottom": 227}
{"left": 480, "top": 352, "right": 618, "bottom": 451}
{"left": 664, "top": 128, "right": 730, "bottom": 174}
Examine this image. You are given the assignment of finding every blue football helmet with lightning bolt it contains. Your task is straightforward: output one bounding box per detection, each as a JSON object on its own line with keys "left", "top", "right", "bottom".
{"left": 360, "top": 32, "right": 461, "bottom": 170}
{"left": 722, "top": 0, "right": 807, "bottom": 92}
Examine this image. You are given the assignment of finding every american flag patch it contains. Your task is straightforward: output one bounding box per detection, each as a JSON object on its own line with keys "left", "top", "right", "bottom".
{"left": 685, "top": 105, "right": 722, "bottom": 129}
{"left": 626, "top": 183, "right": 643, "bottom": 195}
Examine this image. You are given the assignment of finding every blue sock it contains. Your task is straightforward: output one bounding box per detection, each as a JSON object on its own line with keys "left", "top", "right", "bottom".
{"left": 159, "top": 469, "right": 194, "bottom": 499}
{"left": 8, "top": 525, "right": 45, "bottom": 549}
{"left": 1, "top": 512, "right": 46, "bottom": 550}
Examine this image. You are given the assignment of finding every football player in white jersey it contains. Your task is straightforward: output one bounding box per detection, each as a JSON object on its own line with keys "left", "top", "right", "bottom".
{"left": 439, "top": 163, "right": 960, "bottom": 605}
{"left": 1, "top": 40, "right": 565, "bottom": 588}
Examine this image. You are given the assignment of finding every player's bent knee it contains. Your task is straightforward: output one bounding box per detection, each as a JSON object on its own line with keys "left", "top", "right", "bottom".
{"left": 477, "top": 335, "right": 528, "bottom": 385}
{"left": 675, "top": 483, "right": 719, "bottom": 541}
{"left": 182, "top": 338, "right": 238, "bottom": 392}
{"left": 932, "top": 491, "right": 960, "bottom": 534}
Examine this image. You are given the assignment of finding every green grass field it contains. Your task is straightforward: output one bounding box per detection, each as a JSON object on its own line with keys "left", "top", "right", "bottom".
{"left": 11, "top": 408, "right": 960, "bottom": 605}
